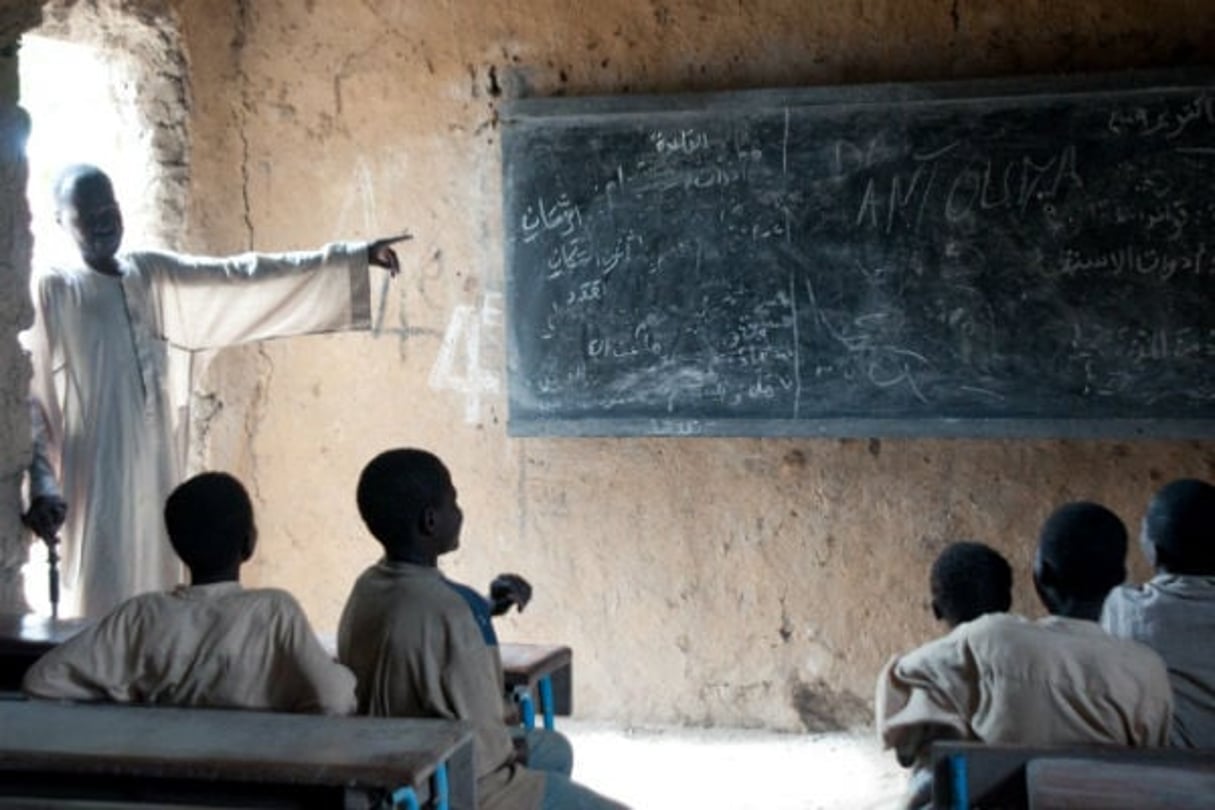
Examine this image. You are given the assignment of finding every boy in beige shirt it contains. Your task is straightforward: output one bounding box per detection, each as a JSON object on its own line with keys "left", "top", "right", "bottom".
{"left": 338, "top": 448, "right": 627, "bottom": 810}
{"left": 24, "top": 472, "right": 356, "bottom": 715}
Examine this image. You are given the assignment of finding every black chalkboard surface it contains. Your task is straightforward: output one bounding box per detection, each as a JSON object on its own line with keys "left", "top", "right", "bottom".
{"left": 501, "top": 71, "right": 1215, "bottom": 437}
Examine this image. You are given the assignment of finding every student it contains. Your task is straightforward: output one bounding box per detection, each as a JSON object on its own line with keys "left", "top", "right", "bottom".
{"left": 337, "top": 448, "right": 628, "bottom": 810}
{"left": 1102, "top": 478, "right": 1215, "bottom": 748}
{"left": 23, "top": 472, "right": 356, "bottom": 715}
{"left": 24, "top": 163, "right": 407, "bottom": 618}
{"left": 930, "top": 540, "right": 1013, "bottom": 628}
{"left": 877, "top": 503, "right": 1172, "bottom": 808}
{"left": 880, "top": 541, "right": 1015, "bottom": 806}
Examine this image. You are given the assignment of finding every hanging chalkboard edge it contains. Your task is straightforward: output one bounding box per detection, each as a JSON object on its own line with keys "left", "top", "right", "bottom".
{"left": 506, "top": 417, "right": 1215, "bottom": 440}
{"left": 501, "top": 66, "right": 1215, "bottom": 123}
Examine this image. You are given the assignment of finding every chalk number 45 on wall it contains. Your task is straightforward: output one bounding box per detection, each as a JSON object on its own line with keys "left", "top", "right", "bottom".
{"left": 428, "top": 294, "right": 502, "bottom": 424}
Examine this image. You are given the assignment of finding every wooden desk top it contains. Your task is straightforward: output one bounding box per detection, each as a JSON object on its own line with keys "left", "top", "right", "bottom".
{"left": 0, "top": 700, "right": 472, "bottom": 790}
{"left": 0, "top": 614, "right": 91, "bottom": 652}
{"left": 498, "top": 643, "right": 571, "bottom": 688}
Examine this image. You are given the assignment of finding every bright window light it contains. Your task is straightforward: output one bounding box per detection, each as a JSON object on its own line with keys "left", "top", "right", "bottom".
{"left": 20, "top": 33, "right": 154, "bottom": 271}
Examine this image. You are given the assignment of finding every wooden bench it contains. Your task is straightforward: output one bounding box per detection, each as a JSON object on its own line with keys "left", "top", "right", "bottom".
{"left": 498, "top": 643, "right": 572, "bottom": 731}
{"left": 932, "top": 742, "right": 1215, "bottom": 810}
{"left": 0, "top": 698, "right": 476, "bottom": 809}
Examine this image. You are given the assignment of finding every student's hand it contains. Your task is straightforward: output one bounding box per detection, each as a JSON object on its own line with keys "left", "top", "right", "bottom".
{"left": 489, "top": 573, "right": 532, "bottom": 616}
{"left": 367, "top": 232, "right": 411, "bottom": 276}
{"left": 23, "top": 494, "right": 67, "bottom": 543}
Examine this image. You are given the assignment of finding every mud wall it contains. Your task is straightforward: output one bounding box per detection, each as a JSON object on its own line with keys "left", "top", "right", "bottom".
{"left": 14, "top": 0, "right": 1215, "bottom": 730}
{"left": 0, "top": 0, "right": 40, "bottom": 611}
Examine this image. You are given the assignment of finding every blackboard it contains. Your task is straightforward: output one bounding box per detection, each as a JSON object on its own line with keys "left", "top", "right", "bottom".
{"left": 501, "top": 70, "right": 1215, "bottom": 438}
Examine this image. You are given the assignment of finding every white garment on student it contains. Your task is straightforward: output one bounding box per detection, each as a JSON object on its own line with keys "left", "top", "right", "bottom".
{"left": 876, "top": 612, "right": 1173, "bottom": 768}
{"left": 23, "top": 581, "right": 357, "bottom": 714}
{"left": 25, "top": 245, "right": 371, "bottom": 617}
{"left": 1103, "top": 574, "right": 1215, "bottom": 748}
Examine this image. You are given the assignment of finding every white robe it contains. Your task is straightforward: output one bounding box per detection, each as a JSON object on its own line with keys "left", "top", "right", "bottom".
{"left": 25, "top": 244, "right": 371, "bottom": 617}
{"left": 22, "top": 581, "right": 358, "bottom": 714}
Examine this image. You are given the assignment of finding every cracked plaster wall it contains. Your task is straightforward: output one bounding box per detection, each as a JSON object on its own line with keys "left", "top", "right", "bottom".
{"left": 3, "top": 0, "right": 1213, "bottom": 730}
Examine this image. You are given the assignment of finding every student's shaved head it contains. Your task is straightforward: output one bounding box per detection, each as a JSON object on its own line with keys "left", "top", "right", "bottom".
{"left": 931, "top": 541, "right": 1013, "bottom": 627}
{"left": 1034, "top": 501, "right": 1127, "bottom": 618}
{"left": 1143, "top": 478, "right": 1215, "bottom": 575}
{"left": 164, "top": 472, "right": 255, "bottom": 578}
{"left": 357, "top": 448, "right": 451, "bottom": 552}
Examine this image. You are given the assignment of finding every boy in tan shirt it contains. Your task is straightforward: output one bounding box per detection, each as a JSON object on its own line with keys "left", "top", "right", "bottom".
{"left": 338, "top": 448, "right": 627, "bottom": 810}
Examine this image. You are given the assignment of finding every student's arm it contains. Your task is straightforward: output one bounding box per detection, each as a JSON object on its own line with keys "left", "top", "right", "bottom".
{"left": 22, "top": 608, "right": 139, "bottom": 702}
{"left": 875, "top": 632, "right": 975, "bottom": 767}
{"left": 276, "top": 594, "right": 358, "bottom": 715}
{"left": 425, "top": 607, "right": 520, "bottom": 772}
{"left": 432, "top": 612, "right": 512, "bottom": 720}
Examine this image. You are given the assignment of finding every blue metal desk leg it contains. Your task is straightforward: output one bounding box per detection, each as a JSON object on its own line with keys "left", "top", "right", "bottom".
{"left": 949, "top": 753, "right": 969, "bottom": 810}
{"left": 432, "top": 762, "right": 450, "bottom": 810}
{"left": 516, "top": 688, "right": 536, "bottom": 730}
{"left": 539, "top": 675, "right": 556, "bottom": 731}
{"left": 392, "top": 762, "right": 449, "bottom": 810}
{"left": 391, "top": 787, "right": 419, "bottom": 810}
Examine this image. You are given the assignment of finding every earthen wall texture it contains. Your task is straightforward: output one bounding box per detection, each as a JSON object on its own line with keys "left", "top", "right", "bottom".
{"left": 23, "top": 0, "right": 1215, "bottom": 730}
{"left": 0, "top": 98, "right": 33, "bottom": 612}
{"left": 0, "top": 0, "right": 39, "bottom": 610}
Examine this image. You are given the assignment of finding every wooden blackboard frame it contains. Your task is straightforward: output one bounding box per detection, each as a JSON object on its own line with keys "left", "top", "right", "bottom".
{"left": 502, "top": 69, "right": 1215, "bottom": 439}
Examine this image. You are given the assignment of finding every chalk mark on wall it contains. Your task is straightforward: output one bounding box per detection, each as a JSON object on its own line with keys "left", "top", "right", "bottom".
{"left": 333, "top": 157, "right": 402, "bottom": 336}
{"left": 429, "top": 294, "right": 502, "bottom": 423}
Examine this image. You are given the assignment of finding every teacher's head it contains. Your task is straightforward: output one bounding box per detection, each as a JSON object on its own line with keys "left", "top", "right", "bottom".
{"left": 54, "top": 164, "right": 124, "bottom": 274}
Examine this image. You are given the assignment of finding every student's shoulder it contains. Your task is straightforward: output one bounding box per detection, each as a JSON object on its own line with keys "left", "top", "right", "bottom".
{"left": 889, "top": 614, "right": 1020, "bottom": 670}
{"left": 80, "top": 592, "right": 168, "bottom": 639}
{"left": 940, "top": 613, "right": 1039, "bottom": 655}
{"left": 954, "top": 611, "right": 1029, "bottom": 640}
{"left": 239, "top": 586, "right": 306, "bottom": 612}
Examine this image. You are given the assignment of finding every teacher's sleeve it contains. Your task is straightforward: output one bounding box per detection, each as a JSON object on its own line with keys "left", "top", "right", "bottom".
{"left": 138, "top": 242, "right": 372, "bottom": 351}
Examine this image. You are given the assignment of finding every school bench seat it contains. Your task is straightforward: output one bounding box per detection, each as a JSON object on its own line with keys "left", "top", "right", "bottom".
{"left": 498, "top": 643, "right": 572, "bottom": 731}
{"left": 931, "top": 741, "right": 1215, "bottom": 810}
{"left": 0, "top": 698, "right": 476, "bottom": 809}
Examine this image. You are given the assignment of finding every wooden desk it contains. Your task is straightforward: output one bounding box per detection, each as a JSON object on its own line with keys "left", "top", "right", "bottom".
{"left": 1028, "top": 757, "right": 1215, "bottom": 810}
{"left": 931, "top": 742, "right": 1215, "bottom": 810}
{"left": 0, "top": 699, "right": 476, "bottom": 809}
{"left": 498, "top": 643, "right": 572, "bottom": 730}
{"left": 0, "top": 613, "right": 91, "bottom": 691}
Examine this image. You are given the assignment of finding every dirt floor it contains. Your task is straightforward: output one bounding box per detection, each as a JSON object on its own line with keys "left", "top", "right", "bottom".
{"left": 562, "top": 719, "right": 907, "bottom": 810}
